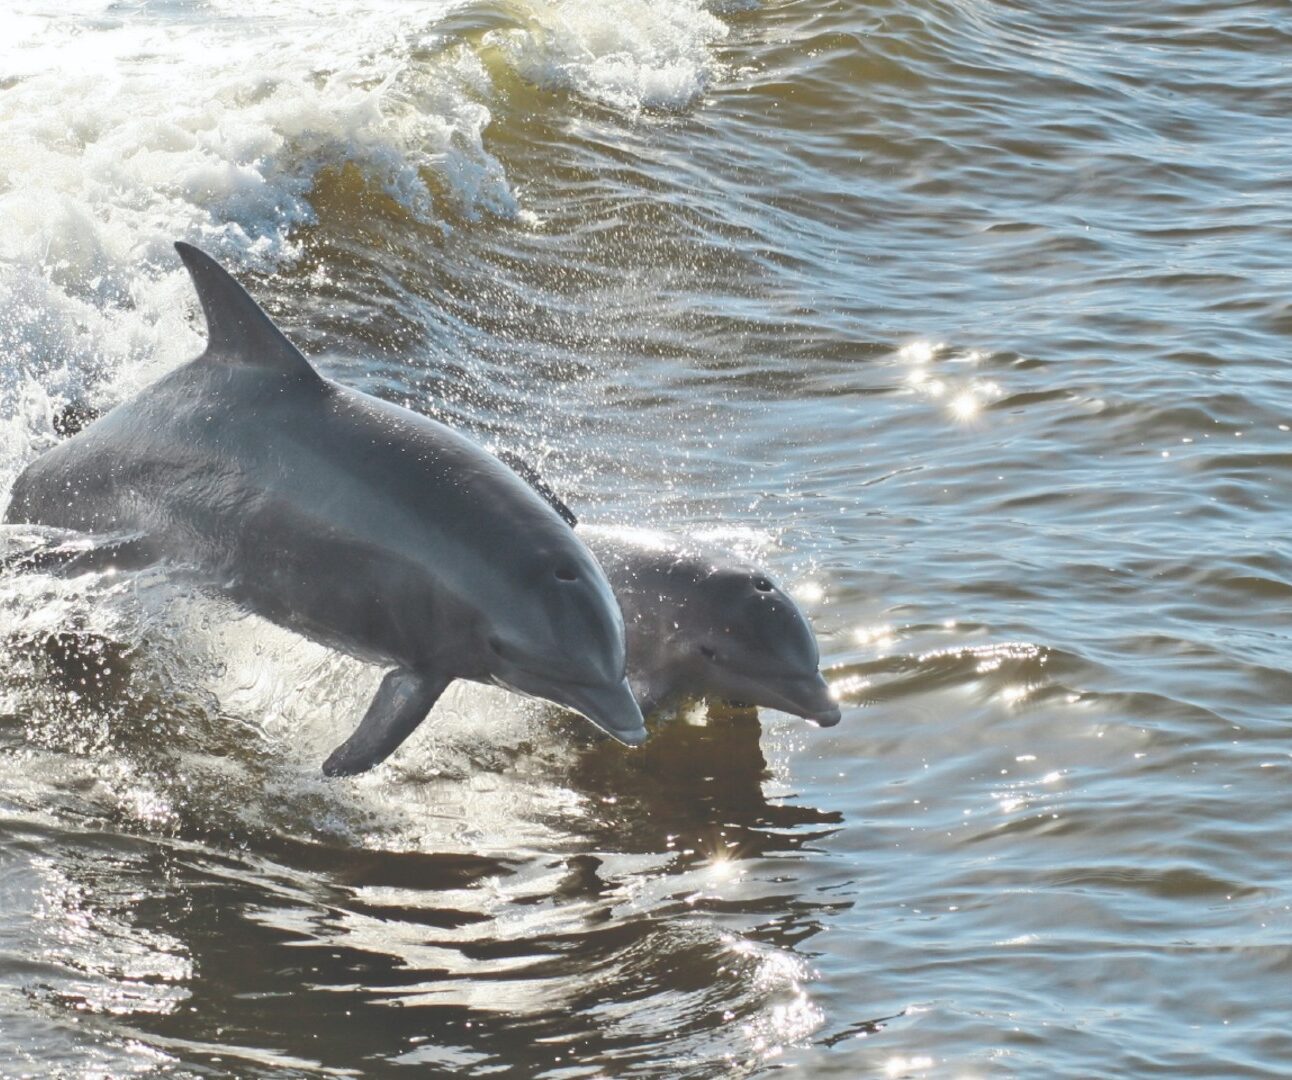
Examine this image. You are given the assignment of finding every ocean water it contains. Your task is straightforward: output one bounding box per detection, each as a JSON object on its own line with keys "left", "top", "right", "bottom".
{"left": 2, "top": 0, "right": 1291, "bottom": 1076}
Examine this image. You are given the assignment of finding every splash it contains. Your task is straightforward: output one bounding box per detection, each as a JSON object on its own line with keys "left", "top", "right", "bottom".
{"left": 0, "top": 0, "right": 520, "bottom": 487}
{"left": 489, "top": 0, "right": 728, "bottom": 110}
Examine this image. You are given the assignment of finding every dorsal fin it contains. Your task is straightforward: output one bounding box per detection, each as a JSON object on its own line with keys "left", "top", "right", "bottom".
{"left": 498, "top": 450, "right": 579, "bottom": 527}
{"left": 175, "top": 241, "right": 322, "bottom": 383}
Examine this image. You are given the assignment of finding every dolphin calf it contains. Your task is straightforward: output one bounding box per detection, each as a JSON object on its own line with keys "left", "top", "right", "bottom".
{"left": 4, "top": 242, "right": 646, "bottom": 773}
{"left": 581, "top": 527, "right": 841, "bottom": 726}
{"left": 495, "top": 460, "right": 840, "bottom": 727}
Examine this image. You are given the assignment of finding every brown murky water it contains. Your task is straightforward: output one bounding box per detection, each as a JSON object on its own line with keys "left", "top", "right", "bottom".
{"left": 2, "top": 1, "right": 1292, "bottom": 1076}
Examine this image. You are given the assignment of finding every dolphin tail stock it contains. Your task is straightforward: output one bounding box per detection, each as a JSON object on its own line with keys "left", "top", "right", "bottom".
{"left": 173, "top": 241, "right": 325, "bottom": 385}
{"left": 322, "top": 667, "right": 451, "bottom": 776}
{"left": 496, "top": 451, "right": 578, "bottom": 527}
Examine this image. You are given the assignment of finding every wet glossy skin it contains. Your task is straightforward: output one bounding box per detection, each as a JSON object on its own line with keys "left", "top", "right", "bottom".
{"left": 579, "top": 526, "right": 840, "bottom": 726}
{"left": 5, "top": 247, "right": 645, "bottom": 762}
{"left": 5, "top": 0, "right": 1291, "bottom": 1075}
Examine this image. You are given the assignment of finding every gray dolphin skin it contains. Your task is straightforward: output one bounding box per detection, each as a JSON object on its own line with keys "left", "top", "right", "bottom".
{"left": 497, "top": 460, "right": 840, "bottom": 726}
{"left": 578, "top": 526, "right": 841, "bottom": 726}
{"left": 4, "top": 242, "right": 646, "bottom": 772}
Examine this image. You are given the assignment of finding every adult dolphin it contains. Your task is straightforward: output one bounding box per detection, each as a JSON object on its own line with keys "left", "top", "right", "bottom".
{"left": 497, "top": 457, "right": 840, "bottom": 727}
{"left": 4, "top": 242, "right": 646, "bottom": 773}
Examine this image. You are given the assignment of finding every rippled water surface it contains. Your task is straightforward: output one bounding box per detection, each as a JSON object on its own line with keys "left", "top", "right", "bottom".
{"left": 3, "top": 1, "right": 1292, "bottom": 1076}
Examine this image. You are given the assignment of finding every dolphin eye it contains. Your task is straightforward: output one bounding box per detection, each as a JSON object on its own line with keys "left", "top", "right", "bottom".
{"left": 699, "top": 645, "right": 717, "bottom": 661}
{"left": 753, "top": 577, "right": 773, "bottom": 593}
{"left": 554, "top": 565, "right": 578, "bottom": 582}
{"left": 487, "top": 635, "right": 507, "bottom": 658}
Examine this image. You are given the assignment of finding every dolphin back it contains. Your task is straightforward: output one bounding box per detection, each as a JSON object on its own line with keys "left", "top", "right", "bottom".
{"left": 6, "top": 242, "right": 647, "bottom": 767}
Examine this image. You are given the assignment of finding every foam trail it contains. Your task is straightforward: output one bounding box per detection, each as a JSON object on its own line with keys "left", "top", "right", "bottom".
{"left": 488, "top": 0, "right": 728, "bottom": 110}
{"left": 0, "top": 0, "right": 524, "bottom": 495}
{"left": 0, "top": 1, "right": 738, "bottom": 503}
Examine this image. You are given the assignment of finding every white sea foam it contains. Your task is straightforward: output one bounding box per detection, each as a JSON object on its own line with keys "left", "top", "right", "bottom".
{"left": 0, "top": 0, "right": 521, "bottom": 487}
{"left": 0, "top": 0, "right": 733, "bottom": 495}
{"left": 488, "top": 0, "right": 728, "bottom": 111}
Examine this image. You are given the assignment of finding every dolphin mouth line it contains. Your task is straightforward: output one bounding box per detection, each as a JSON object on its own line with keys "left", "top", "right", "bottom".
{"left": 581, "top": 715, "right": 648, "bottom": 747}
{"left": 494, "top": 670, "right": 647, "bottom": 747}
{"left": 723, "top": 670, "right": 842, "bottom": 727}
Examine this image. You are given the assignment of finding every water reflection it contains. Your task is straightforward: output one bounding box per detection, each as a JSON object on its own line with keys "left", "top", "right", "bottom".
{"left": 899, "top": 340, "right": 1004, "bottom": 425}
{"left": 0, "top": 608, "right": 846, "bottom": 1076}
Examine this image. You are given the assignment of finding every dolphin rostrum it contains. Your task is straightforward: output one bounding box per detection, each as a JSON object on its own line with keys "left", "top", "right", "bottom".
{"left": 495, "top": 465, "right": 841, "bottom": 727}
{"left": 4, "top": 242, "right": 647, "bottom": 773}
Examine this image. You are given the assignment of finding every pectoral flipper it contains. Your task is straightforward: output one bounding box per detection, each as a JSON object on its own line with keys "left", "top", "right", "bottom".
{"left": 322, "top": 667, "right": 449, "bottom": 776}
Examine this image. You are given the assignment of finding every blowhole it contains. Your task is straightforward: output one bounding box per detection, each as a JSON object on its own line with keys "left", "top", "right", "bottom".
{"left": 555, "top": 566, "right": 578, "bottom": 582}
{"left": 753, "top": 577, "right": 773, "bottom": 593}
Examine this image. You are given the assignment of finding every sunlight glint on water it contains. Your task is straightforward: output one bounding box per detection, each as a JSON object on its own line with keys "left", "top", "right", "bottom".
{"left": 4, "top": 0, "right": 1292, "bottom": 1076}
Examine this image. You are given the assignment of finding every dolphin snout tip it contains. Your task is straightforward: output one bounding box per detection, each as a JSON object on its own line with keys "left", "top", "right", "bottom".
{"left": 807, "top": 704, "right": 842, "bottom": 728}
{"left": 771, "top": 671, "right": 841, "bottom": 728}
{"left": 605, "top": 723, "right": 648, "bottom": 747}
{"left": 554, "top": 675, "right": 648, "bottom": 748}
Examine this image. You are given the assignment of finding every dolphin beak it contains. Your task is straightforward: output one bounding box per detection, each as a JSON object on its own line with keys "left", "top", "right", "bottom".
{"left": 557, "top": 676, "right": 648, "bottom": 746}
{"left": 501, "top": 669, "right": 648, "bottom": 746}
{"left": 756, "top": 670, "right": 842, "bottom": 727}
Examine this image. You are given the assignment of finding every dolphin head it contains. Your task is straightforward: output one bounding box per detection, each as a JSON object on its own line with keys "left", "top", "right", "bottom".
{"left": 678, "top": 561, "right": 841, "bottom": 727}
{"left": 472, "top": 523, "right": 646, "bottom": 747}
